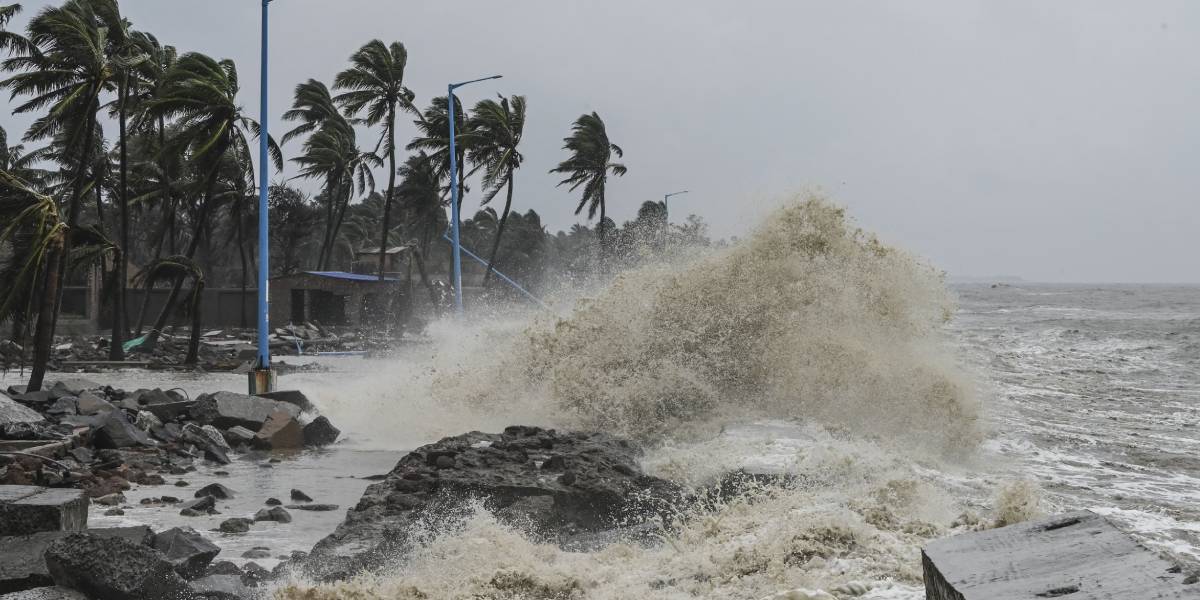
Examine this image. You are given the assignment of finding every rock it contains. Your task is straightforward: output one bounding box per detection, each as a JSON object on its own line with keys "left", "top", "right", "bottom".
{"left": 222, "top": 427, "right": 254, "bottom": 446}
{"left": 302, "top": 416, "right": 340, "bottom": 447}
{"left": 43, "top": 533, "right": 192, "bottom": 600}
{"left": 201, "top": 446, "right": 229, "bottom": 466}
{"left": 0, "top": 486, "right": 88, "bottom": 536}
{"left": 44, "top": 398, "right": 77, "bottom": 418}
{"left": 194, "top": 484, "right": 234, "bottom": 500}
{"left": 240, "top": 548, "right": 270, "bottom": 560}
{"left": 0, "top": 587, "right": 87, "bottom": 600}
{"left": 252, "top": 507, "right": 291, "bottom": 524}
{"left": 92, "top": 493, "right": 124, "bottom": 507}
{"left": 202, "top": 562, "right": 241, "bottom": 578}
{"left": 189, "top": 392, "right": 299, "bottom": 431}
{"left": 143, "top": 401, "right": 196, "bottom": 424}
{"left": 0, "top": 396, "right": 45, "bottom": 427}
{"left": 133, "top": 411, "right": 162, "bottom": 432}
{"left": 922, "top": 511, "right": 1197, "bottom": 600}
{"left": 181, "top": 424, "right": 229, "bottom": 452}
{"left": 286, "top": 504, "right": 338, "bottom": 512}
{"left": 92, "top": 411, "right": 154, "bottom": 449}
{"left": 264, "top": 498, "right": 281, "bottom": 506}
{"left": 301, "top": 426, "right": 684, "bottom": 581}
{"left": 102, "top": 509, "right": 124, "bottom": 517}
{"left": 73, "top": 392, "right": 113, "bottom": 416}
{"left": 0, "top": 527, "right": 152, "bottom": 595}
{"left": 254, "top": 390, "right": 314, "bottom": 412}
{"left": 216, "top": 518, "right": 251, "bottom": 534}
{"left": 289, "top": 489, "right": 312, "bottom": 502}
{"left": 251, "top": 411, "right": 302, "bottom": 450}
{"left": 47, "top": 380, "right": 100, "bottom": 399}
{"left": 188, "top": 573, "right": 249, "bottom": 599}
{"left": 199, "top": 426, "right": 231, "bottom": 451}
{"left": 128, "top": 388, "right": 173, "bottom": 406}
{"left": 179, "top": 496, "right": 215, "bottom": 516}
{"left": 152, "top": 527, "right": 221, "bottom": 579}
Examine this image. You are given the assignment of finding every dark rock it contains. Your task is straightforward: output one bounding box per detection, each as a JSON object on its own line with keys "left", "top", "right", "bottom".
{"left": 66, "top": 448, "right": 91, "bottom": 465}
{"left": 152, "top": 527, "right": 221, "bottom": 579}
{"left": 189, "top": 392, "right": 299, "bottom": 431}
{"left": 254, "top": 390, "right": 313, "bottom": 412}
{"left": 302, "top": 416, "right": 340, "bottom": 447}
{"left": 202, "top": 562, "right": 241, "bottom": 578}
{"left": 144, "top": 401, "right": 195, "bottom": 424}
{"left": 43, "top": 398, "right": 76, "bottom": 418}
{"left": 128, "top": 388, "right": 173, "bottom": 406}
{"left": 301, "top": 427, "right": 684, "bottom": 581}
{"left": 289, "top": 489, "right": 311, "bottom": 502}
{"left": 47, "top": 380, "right": 100, "bottom": 398}
{"left": 92, "top": 411, "right": 154, "bottom": 449}
{"left": 150, "top": 423, "right": 181, "bottom": 444}
{"left": 252, "top": 506, "right": 291, "bottom": 524}
{"left": 286, "top": 504, "right": 338, "bottom": 512}
{"left": 240, "top": 548, "right": 270, "bottom": 560}
{"left": 251, "top": 411, "right": 302, "bottom": 450}
{"left": 92, "top": 493, "right": 124, "bottom": 507}
{"left": 188, "top": 573, "right": 248, "bottom": 599}
{"left": 73, "top": 392, "right": 113, "bottom": 416}
{"left": 216, "top": 518, "right": 251, "bottom": 534}
{"left": 0, "top": 527, "right": 152, "bottom": 594}
{"left": 175, "top": 480, "right": 189, "bottom": 487}
{"left": 179, "top": 496, "right": 215, "bottom": 515}
{"left": 102, "top": 509, "right": 124, "bottom": 517}
{"left": 239, "top": 562, "right": 270, "bottom": 585}
{"left": 222, "top": 427, "right": 254, "bottom": 446}
{"left": 194, "top": 484, "right": 234, "bottom": 500}
{"left": 201, "top": 446, "right": 229, "bottom": 466}
{"left": 43, "top": 533, "right": 191, "bottom": 600}
{"left": 264, "top": 498, "right": 281, "bottom": 506}
{"left": 8, "top": 392, "right": 53, "bottom": 408}
{"left": 0, "top": 486, "right": 88, "bottom": 536}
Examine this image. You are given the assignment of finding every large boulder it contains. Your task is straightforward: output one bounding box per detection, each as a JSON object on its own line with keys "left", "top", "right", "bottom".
{"left": 92, "top": 411, "right": 154, "bottom": 449}
{"left": 0, "top": 527, "right": 152, "bottom": 594}
{"left": 151, "top": 527, "right": 220, "bottom": 579}
{"left": 302, "top": 416, "right": 340, "bottom": 447}
{"left": 43, "top": 533, "right": 193, "bottom": 600}
{"left": 302, "top": 426, "right": 683, "bottom": 581}
{"left": 189, "top": 392, "right": 299, "bottom": 431}
{"left": 0, "top": 486, "right": 88, "bottom": 536}
{"left": 251, "top": 411, "right": 302, "bottom": 450}
{"left": 0, "top": 396, "right": 44, "bottom": 427}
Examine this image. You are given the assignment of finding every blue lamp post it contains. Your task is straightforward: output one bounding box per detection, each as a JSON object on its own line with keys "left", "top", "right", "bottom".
{"left": 447, "top": 75, "right": 502, "bottom": 314}
{"left": 252, "top": 0, "right": 274, "bottom": 393}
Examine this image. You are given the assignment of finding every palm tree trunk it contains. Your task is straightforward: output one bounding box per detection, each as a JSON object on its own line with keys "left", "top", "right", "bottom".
{"left": 110, "top": 75, "right": 129, "bottom": 361}
{"left": 598, "top": 193, "right": 607, "bottom": 269}
{"left": 328, "top": 184, "right": 355, "bottom": 270}
{"left": 27, "top": 234, "right": 64, "bottom": 392}
{"left": 147, "top": 162, "right": 220, "bottom": 342}
{"left": 483, "top": 173, "right": 515, "bottom": 287}
{"left": 317, "top": 175, "right": 338, "bottom": 269}
{"left": 184, "top": 279, "right": 204, "bottom": 365}
{"left": 377, "top": 106, "right": 397, "bottom": 280}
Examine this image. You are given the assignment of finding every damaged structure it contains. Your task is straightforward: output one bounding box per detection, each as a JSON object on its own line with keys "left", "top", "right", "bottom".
{"left": 268, "top": 271, "right": 404, "bottom": 328}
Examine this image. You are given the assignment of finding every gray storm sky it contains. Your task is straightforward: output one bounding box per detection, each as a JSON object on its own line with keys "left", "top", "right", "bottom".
{"left": 5, "top": 1, "right": 1199, "bottom": 283}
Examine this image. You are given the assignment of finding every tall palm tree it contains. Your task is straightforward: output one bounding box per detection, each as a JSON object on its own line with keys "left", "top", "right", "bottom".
{"left": 143, "top": 51, "right": 280, "bottom": 341}
{"left": 133, "top": 255, "right": 204, "bottom": 365}
{"left": 467, "top": 95, "right": 526, "bottom": 285}
{"left": 281, "top": 78, "right": 344, "bottom": 144}
{"left": 334, "top": 40, "right": 415, "bottom": 279}
{"left": 0, "top": 171, "right": 66, "bottom": 391}
{"left": 2, "top": 0, "right": 121, "bottom": 337}
{"left": 550, "top": 112, "right": 627, "bottom": 258}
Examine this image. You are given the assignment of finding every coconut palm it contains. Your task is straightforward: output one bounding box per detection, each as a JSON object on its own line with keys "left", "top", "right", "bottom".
{"left": 334, "top": 40, "right": 416, "bottom": 279}
{"left": 467, "top": 94, "right": 525, "bottom": 285}
{"left": 396, "top": 152, "right": 444, "bottom": 255}
{"left": 133, "top": 255, "right": 204, "bottom": 365}
{"left": 550, "top": 112, "right": 627, "bottom": 257}
{"left": 0, "top": 3, "right": 29, "bottom": 56}
{"left": 142, "top": 51, "right": 280, "bottom": 342}
{"left": 282, "top": 78, "right": 344, "bottom": 144}
{"left": 0, "top": 171, "right": 66, "bottom": 391}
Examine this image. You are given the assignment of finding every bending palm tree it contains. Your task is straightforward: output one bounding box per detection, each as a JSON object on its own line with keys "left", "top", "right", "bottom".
{"left": 550, "top": 112, "right": 627, "bottom": 261}
{"left": 143, "top": 51, "right": 280, "bottom": 342}
{"left": 467, "top": 95, "right": 526, "bottom": 285}
{"left": 334, "top": 40, "right": 416, "bottom": 280}
{"left": 133, "top": 256, "right": 204, "bottom": 365}
{"left": 0, "top": 171, "right": 66, "bottom": 391}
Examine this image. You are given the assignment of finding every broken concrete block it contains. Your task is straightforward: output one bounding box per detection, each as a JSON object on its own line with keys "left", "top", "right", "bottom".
{"left": 92, "top": 411, "right": 153, "bottom": 449}
{"left": 223, "top": 426, "right": 255, "bottom": 446}
{"left": 0, "top": 487, "right": 87, "bottom": 536}
{"left": 922, "top": 511, "right": 1198, "bottom": 600}
{"left": 44, "top": 533, "right": 191, "bottom": 600}
{"left": 255, "top": 389, "right": 314, "bottom": 412}
{"left": 0, "top": 396, "right": 44, "bottom": 427}
{"left": 0, "top": 527, "right": 152, "bottom": 594}
{"left": 190, "top": 391, "right": 299, "bottom": 430}
{"left": 73, "top": 392, "right": 113, "bottom": 416}
{"left": 151, "top": 527, "right": 221, "bottom": 579}
{"left": 252, "top": 410, "right": 303, "bottom": 450}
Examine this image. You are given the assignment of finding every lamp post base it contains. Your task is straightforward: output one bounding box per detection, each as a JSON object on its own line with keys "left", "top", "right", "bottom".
{"left": 248, "top": 367, "right": 276, "bottom": 395}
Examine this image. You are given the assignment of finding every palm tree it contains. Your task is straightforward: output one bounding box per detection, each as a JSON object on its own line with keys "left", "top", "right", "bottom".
{"left": 282, "top": 78, "right": 344, "bottom": 144}
{"left": 334, "top": 40, "right": 416, "bottom": 280}
{"left": 550, "top": 112, "right": 627, "bottom": 259}
{"left": 2, "top": 0, "right": 121, "bottom": 336}
{"left": 0, "top": 171, "right": 66, "bottom": 391}
{"left": 394, "top": 152, "right": 444, "bottom": 303}
{"left": 133, "top": 255, "right": 204, "bottom": 365}
{"left": 142, "top": 51, "right": 280, "bottom": 342}
{"left": 0, "top": 3, "right": 29, "bottom": 56}
{"left": 467, "top": 95, "right": 526, "bottom": 285}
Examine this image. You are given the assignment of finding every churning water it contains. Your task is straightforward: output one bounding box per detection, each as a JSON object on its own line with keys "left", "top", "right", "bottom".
{"left": 7, "top": 196, "right": 1197, "bottom": 599}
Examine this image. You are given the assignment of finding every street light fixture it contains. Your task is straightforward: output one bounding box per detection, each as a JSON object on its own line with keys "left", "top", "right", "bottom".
{"left": 664, "top": 189, "right": 689, "bottom": 222}
{"left": 447, "top": 74, "right": 502, "bottom": 315}
{"left": 252, "top": 0, "right": 274, "bottom": 393}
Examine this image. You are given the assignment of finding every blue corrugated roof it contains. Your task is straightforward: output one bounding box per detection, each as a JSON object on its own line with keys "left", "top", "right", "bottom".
{"left": 304, "top": 271, "right": 402, "bottom": 283}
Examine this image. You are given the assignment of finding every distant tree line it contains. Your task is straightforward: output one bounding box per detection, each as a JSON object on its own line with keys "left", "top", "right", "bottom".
{"left": 0, "top": 0, "right": 713, "bottom": 389}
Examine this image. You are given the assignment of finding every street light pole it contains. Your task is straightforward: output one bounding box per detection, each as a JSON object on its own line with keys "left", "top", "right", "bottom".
{"left": 664, "top": 189, "right": 689, "bottom": 222}
{"left": 252, "top": 0, "right": 274, "bottom": 393}
{"left": 447, "top": 74, "right": 502, "bottom": 315}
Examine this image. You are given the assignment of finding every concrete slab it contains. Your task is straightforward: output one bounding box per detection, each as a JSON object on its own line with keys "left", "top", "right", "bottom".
{"left": 922, "top": 511, "right": 1200, "bottom": 599}
{"left": 0, "top": 487, "right": 88, "bottom": 536}
{"left": 0, "top": 527, "right": 152, "bottom": 594}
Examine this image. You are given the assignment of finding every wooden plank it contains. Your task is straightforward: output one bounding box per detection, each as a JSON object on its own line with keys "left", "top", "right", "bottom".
{"left": 922, "top": 511, "right": 1199, "bottom": 599}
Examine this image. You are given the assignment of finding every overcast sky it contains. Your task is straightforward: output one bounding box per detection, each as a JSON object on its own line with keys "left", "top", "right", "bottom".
{"left": 5, "top": 1, "right": 1199, "bottom": 283}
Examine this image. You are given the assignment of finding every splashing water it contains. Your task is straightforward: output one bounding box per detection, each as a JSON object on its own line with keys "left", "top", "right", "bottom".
{"left": 279, "top": 195, "right": 995, "bottom": 599}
